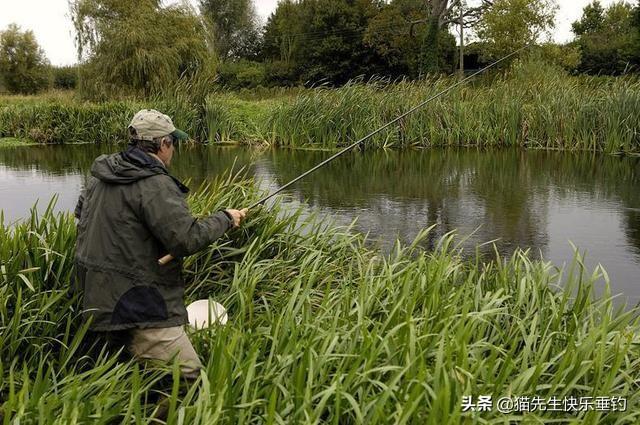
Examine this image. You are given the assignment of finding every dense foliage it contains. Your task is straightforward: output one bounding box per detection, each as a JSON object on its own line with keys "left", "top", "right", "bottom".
{"left": 0, "top": 24, "right": 50, "bottom": 95}
{"left": 69, "top": 0, "right": 215, "bottom": 99}
{"left": 1, "top": 174, "right": 639, "bottom": 423}
{"left": 5, "top": 0, "right": 640, "bottom": 94}
{"left": 260, "top": 0, "right": 385, "bottom": 86}
{"left": 572, "top": 0, "right": 640, "bottom": 75}
{"left": 199, "top": 0, "right": 261, "bottom": 61}
{"left": 476, "top": 0, "right": 557, "bottom": 60}
{"left": 2, "top": 62, "right": 639, "bottom": 153}
{"left": 51, "top": 66, "right": 78, "bottom": 90}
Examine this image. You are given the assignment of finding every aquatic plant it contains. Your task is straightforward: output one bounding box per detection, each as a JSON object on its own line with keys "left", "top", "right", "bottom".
{"left": 1, "top": 62, "right": 638, "bottom": 152}
{"left": 265, "top": 65, "right": 640, "bottom": 152}
{"left": 1, "top": 173, "right": 639, "bottom": 423}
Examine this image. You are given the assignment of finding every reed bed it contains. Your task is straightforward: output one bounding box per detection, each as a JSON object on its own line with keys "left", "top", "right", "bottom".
{"left": 264, "top": 64, "right": 640, "bottom": 152}
{"left": 2, "top": 62, "right": 639, "bottom": 152}
{"left": 1, "top": 173, "right": 640, "bottom": 424}
{"left": 0, "top": 98, "right": 205, "bottom": 144}
{"left": 204, "top": 94, "right": 277, "bottom": 144}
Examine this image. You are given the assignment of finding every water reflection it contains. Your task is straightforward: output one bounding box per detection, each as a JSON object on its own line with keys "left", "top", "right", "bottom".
{"left": 0, "top": 145, "right": 639, "bottom": 302}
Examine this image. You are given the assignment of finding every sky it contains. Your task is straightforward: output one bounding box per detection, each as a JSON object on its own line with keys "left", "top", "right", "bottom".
{"left": 0, "top": 0, "right": 624, "bottom": 66}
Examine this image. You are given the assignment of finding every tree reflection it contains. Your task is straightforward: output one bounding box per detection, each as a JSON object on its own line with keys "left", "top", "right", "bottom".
{"left": 1, "top": 145, "right": 638, "bottom": 259}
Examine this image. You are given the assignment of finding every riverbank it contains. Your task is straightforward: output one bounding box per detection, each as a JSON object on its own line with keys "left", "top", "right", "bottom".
{"left": 1, "top": 62, "right": 639, "bottom": 152}
{"left": 0, "top": 137, "right": 36, "bottom": 148}
{"left": 1, "top": 173, "right": 639, "bottom": 423}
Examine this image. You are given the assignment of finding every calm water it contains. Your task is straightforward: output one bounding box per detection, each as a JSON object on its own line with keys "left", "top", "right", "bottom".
{"left": 1, "top": 145, "right": 640, "bottom": 304}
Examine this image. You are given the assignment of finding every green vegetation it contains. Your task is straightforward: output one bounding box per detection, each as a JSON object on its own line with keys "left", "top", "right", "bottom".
{"left": 0, "top": 137, "right": 35, "bottom": 148}
{"left": 2, "top": 62, "right": 639, "bottom": 152}
{"left": 51, "top": 66, "right": 79, "bottom": 91}
{"left": 572, "top": 0, "right": 640, "bottom": 75}
{"left": 199, "top": 0, "right": 261, "bottom": 61}
{"left": 4, "top": 0, "right": 640, "bottom": 98}
{"left": 476, "top": 0, "right": 557, "bottom": 60}
{"left": 1, "top": 173, "right": 639, "bottom": 423}
{"left": 0, "top": 24, "right": 50, "bottom": 95}
{"left": 0, "top": 100, "right": 135, "bottom": 144}
{"left": 211, "top": 63, "right": 640, "bottom": 153}
{"left": 69, "top": 0, "right": 215, "bottom": 99}
{"left": 0, "top": 95, "right": 207, "bottom": 143}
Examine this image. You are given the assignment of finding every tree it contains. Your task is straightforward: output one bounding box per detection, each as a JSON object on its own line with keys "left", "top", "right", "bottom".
{"left": 572, "top": 1, "right": 638, "bottom": 75}
{"left": 52, "top": 66, "right": 78, "bottom": 90}
{"left": 198, "top": 0, "right": 261, "bottom": 61}
{"left": 261, "top": 0, "right": 386, "bottom": 86}
{"left": 298, "top": 0, "right": 385, "bottom": 84}
{"left": 364, "top": 0, "right": 455, "bottom": 77}
{"left": 476, "top": 0, "right": 557, "bottom": 60}
{"left": 634, "top": 1, "right": 640, "bottom": 65}
{"left": 261, "top": 0, "right": 304, "bottom": 66}
{"left": 571, "top": 0, "right": 605, "bottom": 35}
{"left": 69, "top": 0, "right": 212, "bottom": 98}
{"left": 0, "top": 24, "right": 50, "bottom": 94}
{"left": 409, "top": 0, "right": 492, "bottom": 74}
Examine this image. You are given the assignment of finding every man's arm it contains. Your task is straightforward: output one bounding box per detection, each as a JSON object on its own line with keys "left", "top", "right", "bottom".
{"left": 141, "top": 175, "right": 235, "bottom": 258}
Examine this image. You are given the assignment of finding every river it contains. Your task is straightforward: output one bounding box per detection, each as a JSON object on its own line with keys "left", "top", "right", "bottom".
{"left": 1, "top": 144, "right": 639, "bottom": 305}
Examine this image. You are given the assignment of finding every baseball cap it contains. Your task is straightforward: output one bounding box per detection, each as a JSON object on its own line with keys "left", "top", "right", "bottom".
{"left": 128, "top": 109, "right": 189, "bottom": 142}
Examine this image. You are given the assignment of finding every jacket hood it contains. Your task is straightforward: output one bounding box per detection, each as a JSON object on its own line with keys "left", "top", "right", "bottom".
{"left": 90, "top": 147, "right": 189, "bottom": 193}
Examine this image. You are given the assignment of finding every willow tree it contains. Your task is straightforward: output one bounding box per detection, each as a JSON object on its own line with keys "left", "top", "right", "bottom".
{"left": 68, "top": 0, "right": 212, "bottom": 98}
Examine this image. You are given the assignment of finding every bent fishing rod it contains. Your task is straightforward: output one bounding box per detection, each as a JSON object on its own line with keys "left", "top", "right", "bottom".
{"left": 158, "top": 45, "right": 529, "bottom": 266}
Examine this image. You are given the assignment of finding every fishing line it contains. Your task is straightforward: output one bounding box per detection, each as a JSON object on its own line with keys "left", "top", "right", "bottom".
{"left": 159, "top": 45, "right": 529, "bottom": 265}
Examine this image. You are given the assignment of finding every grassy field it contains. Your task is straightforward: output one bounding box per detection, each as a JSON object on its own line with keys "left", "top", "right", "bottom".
{"left": 1, "top": 62, "right": 639, "bottom": 153}
{"left": 1, "top": 172, "right": 639, "bottom": 424}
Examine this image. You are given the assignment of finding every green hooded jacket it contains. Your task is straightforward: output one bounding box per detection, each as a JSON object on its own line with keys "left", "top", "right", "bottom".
{"left": 74, "top": 147, "right": 233, "bottom": 331}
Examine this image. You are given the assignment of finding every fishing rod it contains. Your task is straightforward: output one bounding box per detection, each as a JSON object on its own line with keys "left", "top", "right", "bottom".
{"left": 158, "top": 45, "right": 529, "bottom": 266}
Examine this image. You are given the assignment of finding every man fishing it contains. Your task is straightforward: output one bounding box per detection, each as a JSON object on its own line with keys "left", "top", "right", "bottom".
{"left": 74, "top": 109, "right": 246, "bottom": 381}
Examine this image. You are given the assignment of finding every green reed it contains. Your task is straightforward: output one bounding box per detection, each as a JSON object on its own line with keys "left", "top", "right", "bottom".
{"left": 2, "top": 61, "right": 638, "bottom": 152}
{"left": 1, "top": 172, "right": 640, "bottom": 424}
{"left": 0, "top": 98, "right": 207, "bottom": 145}
{"left": 263, "top": 63, "right": 640, "bottom": 152}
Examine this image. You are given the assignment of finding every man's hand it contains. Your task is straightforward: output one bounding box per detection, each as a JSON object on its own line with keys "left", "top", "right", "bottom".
{"left": 225, "top": 208, "right": 248, "bottom": 228}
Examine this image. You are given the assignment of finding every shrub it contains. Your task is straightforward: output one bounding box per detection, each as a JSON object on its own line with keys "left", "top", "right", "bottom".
{"left": 217, "top": 60, "right": 267, "bottom": 90}
{"left": 51, "top": 66, "right": 78, "bottom": 90}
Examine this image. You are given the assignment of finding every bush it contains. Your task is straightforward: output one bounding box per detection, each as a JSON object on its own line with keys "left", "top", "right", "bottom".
{"left": 217, "top": 60, "right": 267, "bottom": 90}
{"left": 264, "top": 60, "right": 300, "bottom": 87}
{"left": 51, "top": 66, "right": 78, "bottom": 90}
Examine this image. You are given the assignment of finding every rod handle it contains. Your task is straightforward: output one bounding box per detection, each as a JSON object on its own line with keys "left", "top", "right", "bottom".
{"left": 158, "top": 254, "right": 174, "bottom": 265}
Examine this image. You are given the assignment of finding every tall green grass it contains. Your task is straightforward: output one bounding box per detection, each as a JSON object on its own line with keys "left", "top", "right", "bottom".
{"left": 1, "top": 173, "right": 640, "bottom": 423}
{"left": 204, "top": 94, "right": 278, "bottom": 144}
{"left": 0, "top": 93, "right": 207, "bottom": 144}
{"left": 0, "top": 101, "right": 136, "bottom": 144}
{"left": 2, "top": 62, "right": 639, "bottom": 152}
{"left": 263, "top": 63, "right": 640, "bottom": 152}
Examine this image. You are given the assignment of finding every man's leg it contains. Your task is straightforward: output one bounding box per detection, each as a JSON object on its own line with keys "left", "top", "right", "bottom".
{"left": 128, "top": 326, "right": 202, "bottom": 421}
{"left": 128, "top": 326, "right": 203, "bottom": 379}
